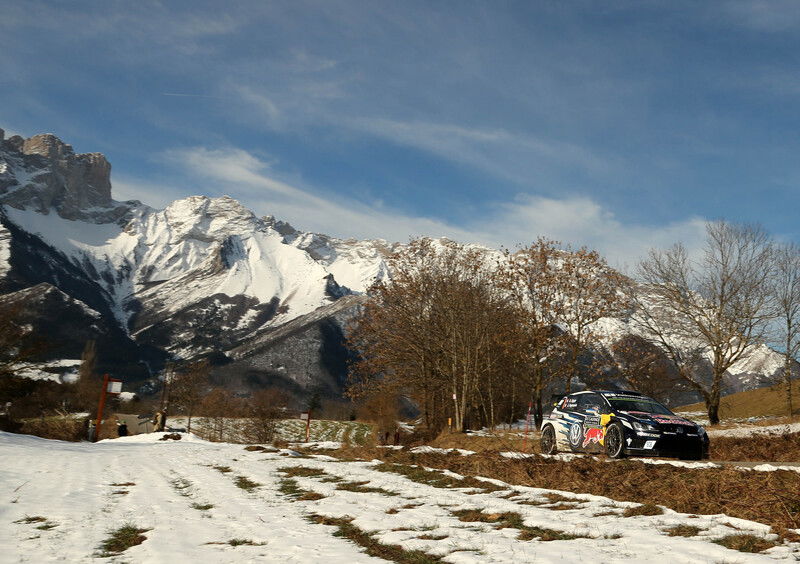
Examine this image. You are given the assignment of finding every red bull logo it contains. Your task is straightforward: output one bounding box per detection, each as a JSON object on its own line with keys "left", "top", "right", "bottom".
{"left": 582, "top": 427, "right": 604, "bottom": 448}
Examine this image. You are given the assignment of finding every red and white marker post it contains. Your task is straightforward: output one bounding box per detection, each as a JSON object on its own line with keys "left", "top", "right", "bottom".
{"left": 93, "top": 374, "right": 122, "bottom": 442}
{"left": 300, "top": 411, "right": 311, "bottom": 442}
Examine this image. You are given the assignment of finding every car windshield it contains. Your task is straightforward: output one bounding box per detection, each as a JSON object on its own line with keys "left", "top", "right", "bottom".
{"left": 607, "top": 397, "right": 674, "bottom": 416}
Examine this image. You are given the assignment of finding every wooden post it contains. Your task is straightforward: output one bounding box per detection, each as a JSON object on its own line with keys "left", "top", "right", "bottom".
{"left": 93, "top": 374, "right": 109, "bottom": 443}
{"left": 305, "top": 412, "right": 311, "bottom": 442}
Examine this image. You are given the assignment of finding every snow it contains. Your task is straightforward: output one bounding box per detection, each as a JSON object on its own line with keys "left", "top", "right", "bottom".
{"left": 409, "top": 446, "right": 476, "bottom": 456}
{"left": 13, "top": 359, "right": 81, "bottom": 383}
{"left": 2, "top": 431, "right": 797, "bottom": 562}
{"left": 0, "top": 221, "right": 11, "bottom": 279}
{"left": 708, "top": 422, "right": 800, "bottom": 438}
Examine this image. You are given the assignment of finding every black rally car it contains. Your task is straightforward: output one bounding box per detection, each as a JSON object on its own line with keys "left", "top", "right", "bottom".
{"left": 540, "top": 390, "right": 709, "bottom": 460}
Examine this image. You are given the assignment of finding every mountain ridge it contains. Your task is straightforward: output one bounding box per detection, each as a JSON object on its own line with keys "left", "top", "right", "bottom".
{"left": 0, "top": 128, "right": 790, "bottom": 404}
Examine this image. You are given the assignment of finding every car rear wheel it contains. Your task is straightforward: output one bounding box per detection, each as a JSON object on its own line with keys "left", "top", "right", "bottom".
{"left": 605, "top": 423, "right": 625, "bottom": 459}
{"left": 540, "top": 425, "right": 557, "bottom": 455}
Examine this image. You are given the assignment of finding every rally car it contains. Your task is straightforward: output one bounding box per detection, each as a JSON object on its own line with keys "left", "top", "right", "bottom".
{"left": 540, "top": 390, "right": 709, "bottom": 460}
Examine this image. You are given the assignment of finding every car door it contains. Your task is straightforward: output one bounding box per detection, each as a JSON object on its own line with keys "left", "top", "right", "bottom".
{"left": 576, "top": 393, "right": 605, "bottom": 453}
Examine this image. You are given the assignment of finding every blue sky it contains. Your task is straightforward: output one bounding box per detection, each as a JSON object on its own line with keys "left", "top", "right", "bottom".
{"left": 3, "top": 1, "right": 800, "bottom": 266}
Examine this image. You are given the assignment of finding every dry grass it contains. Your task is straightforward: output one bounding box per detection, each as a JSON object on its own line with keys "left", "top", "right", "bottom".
{"left": 97, "top": 524, "right": 149, "bottom": 556}
{"left": 278, "top": 466, "right": 328, "bottom": 478}
{"left": 336, "top": 481, "right": 400, "bottom": 496}
{"left": 278, "top": 477, "right": 326, "bottom": 501}
{"left": 678, "top": 379, "right": 800, "bottom": 419}
{"left": 309, "top": 515, "right": 442, "bottom": 563}
{"left": 417, "top": 533, "right": 448, "bottom": 540}
{"left": 622, "top": 504, "right": 664, "bottom": 517}
{"left": 714, "top": 533, "right": 777, "bottom": 553}
{"left": 19, "top": 414, "right": 86, "bottom": 442}
{"left": 451, "top": 509, "right": 588, "bottom": 541}
{"left": 711, "top": 431, "right": 800, "bottom": 462}
{"left": 234, "top": 475, "right": 261, "bottom": 492}
{"left": 373, "top": 462, "right": 506, "bottom": 493}
{"left": 426, "top": 430, "right": 530, "bottom": 453}
{"left": 191, "top": 502, "right": 214, "bottom": 511}
{"left": 14, "top": 515, "right": 47, "bottom": 524}
{"left": 325, "top": 448, "right": 800, "bottom": 532}
{"left": 664, "top": 524, "right": 703, "bottom": 537}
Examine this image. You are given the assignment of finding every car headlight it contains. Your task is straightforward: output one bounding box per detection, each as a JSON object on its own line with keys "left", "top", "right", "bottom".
{"left": 697, "top": 426, "right": 706, "bottom": 435}
{"left": 633, "top": 421, "right": 658, "bottom": 432}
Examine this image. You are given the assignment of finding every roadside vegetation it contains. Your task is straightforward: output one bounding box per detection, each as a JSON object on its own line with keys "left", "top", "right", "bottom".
{"left": 318, "top": 445, "right": 800, "bottom": 534}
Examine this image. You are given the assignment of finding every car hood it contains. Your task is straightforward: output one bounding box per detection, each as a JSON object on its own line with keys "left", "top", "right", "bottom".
{"left": 621, "top": 411, "right": 698, "bottom": 428}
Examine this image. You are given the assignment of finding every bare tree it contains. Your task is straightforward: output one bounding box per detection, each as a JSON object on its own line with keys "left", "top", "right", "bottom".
{"left": 197, "top": 387, "right": 240, "bottom": 442}
{"left": 73, "top": 339, "right": 101, "bottom": 414}
{"left": 636, "top": 221, "right": 774, "bottom": 424}
{"left": 499, "top": 238, "right": 563, "bottom": 427}
{"left": 241, "top": 388, "right": 289, "bottom": 443}
{"left": 555, "top": 246, "right": 630, "bottom": 394}
{"left": 771, "top": 243, "right": 800, "bottom": 419}
{"left": 170, "top": 360, "right": 210, "bottom": 433}
{"left": 348, "top": 238, "right": 516, "bottom": 433}
{"left": 0, "top": 301, "right": 46, "bottom": 378}
{"left": 609, "top": 334, "right": 684, "bottom": 404}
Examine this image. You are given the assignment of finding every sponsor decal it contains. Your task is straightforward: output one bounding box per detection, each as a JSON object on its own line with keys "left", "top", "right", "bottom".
{"left": 582, "top": 427, "right": 604, "bottom": 448}
{"left": 650, "top": 415, "right": 695, "bottom": 426}
{"left": 568, "top": 423, "right": 582, "bottom": 447}
{"left": 644, "top": 440, "right": 657, "bottom": 449}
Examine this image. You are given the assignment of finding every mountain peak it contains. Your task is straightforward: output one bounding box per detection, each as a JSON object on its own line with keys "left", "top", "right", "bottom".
{"left": 1, "top": 129, "right": 117, "bottom": 222}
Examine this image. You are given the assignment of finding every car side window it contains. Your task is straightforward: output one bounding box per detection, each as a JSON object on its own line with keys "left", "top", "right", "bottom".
{"left": 578, "top": 393, "right": 603, "bottom": 414}
{"left": 560, "top": 395, "right": 579, "bottom": 412}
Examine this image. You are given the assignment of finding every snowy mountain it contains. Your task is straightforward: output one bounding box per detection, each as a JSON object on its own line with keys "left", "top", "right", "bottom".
{"left": 0, "top": 129, "right": 391, "bottom": 394}
{"left": 0, "top": 127, "right": 788, "bottom": 401}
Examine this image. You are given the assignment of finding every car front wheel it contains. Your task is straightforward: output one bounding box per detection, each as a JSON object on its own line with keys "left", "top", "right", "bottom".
{"left": 540, "top": 425, "right": 557, "bottom": 455}
{"left": 605, "top": 423, "right": 625, "bottom": 459}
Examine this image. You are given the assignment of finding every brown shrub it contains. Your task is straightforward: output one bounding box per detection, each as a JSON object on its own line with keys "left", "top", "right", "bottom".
{"left": 714, "top": 533, "right": 777, "bottom": 553}
{"left": 622, "top": 504, "right": 664, "bottom": 517}
{"left": 19, "top": 412, "right": 86, "bottom": 442}
{"left": 664, "top": 524, "right": 702, "bottom": 537}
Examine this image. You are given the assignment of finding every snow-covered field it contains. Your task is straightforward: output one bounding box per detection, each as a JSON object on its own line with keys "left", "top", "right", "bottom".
{"left": 2, "top": 431, "right": 798, "bottom": 563}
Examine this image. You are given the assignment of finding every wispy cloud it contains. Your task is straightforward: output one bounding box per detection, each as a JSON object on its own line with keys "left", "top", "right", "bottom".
{"left": 348, "top": 117, "right": 617, "bottom": 182}
{"left": 153, "top": 144, "right": 706, "bottom": 265}
{"left": 723, "top": 0, "right": 800, "bottom": 32}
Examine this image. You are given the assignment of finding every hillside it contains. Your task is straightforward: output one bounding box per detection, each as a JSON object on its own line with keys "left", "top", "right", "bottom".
{"left": 678, "top": 379, "right": 800, "bottom": 420}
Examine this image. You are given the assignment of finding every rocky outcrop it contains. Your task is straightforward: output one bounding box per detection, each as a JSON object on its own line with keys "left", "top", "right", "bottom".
{"left": 0, "top": 132, "right": 128, "bottom": 223}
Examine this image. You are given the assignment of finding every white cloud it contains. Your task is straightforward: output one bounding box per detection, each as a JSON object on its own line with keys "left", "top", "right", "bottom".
{"left": 487, "top": 195, "right": 707, "bottom": 270}
{"left": 156, "top": 145, "right": 707, "bottom": 266}
{"left": 723, "top": 0, "right": 800, "bottom": 32}
{"left": 349, "top": 117, "right": 616, "bottom": 179}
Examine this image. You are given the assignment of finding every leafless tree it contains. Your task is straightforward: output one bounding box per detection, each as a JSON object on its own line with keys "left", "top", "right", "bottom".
{"left": 636, "top": 221, "right": 774, "bottom": 424}
{"left": 498, "top": 238, "right": 564, "bottom": 427}
{"left": 0, "top": 301, "right": 46, "bottom": 378}
{"left": 554, "top": 246, "right": 631, "bottom": 394}
{"left": 197, "top": 387, "right": 241, "bottom": 442}
{"left": 609, "top": 334, "right": 684, "bottom": 404}
{"left": 771, "top": 242, "right": 800, "bottom": 419}
{"left": 241, "top": 388, "right": 289, "bottom": 443}
{"left": 348, "top": 238, "right": 517, "bottom": 432}
{"left": 170, "top": 360, "right": 210, "bottom": 433}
